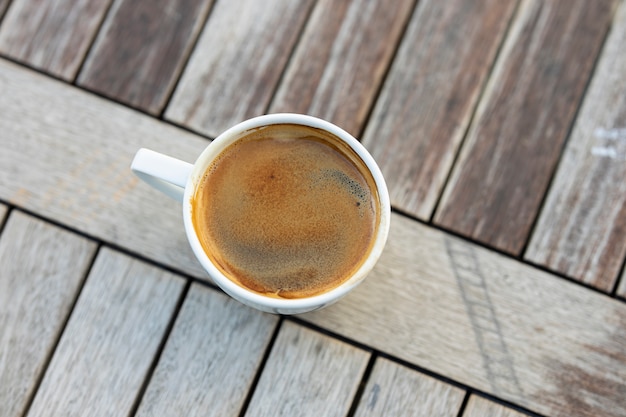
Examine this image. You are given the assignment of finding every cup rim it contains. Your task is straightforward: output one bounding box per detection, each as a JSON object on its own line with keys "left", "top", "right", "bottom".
{"left": 182, "top": 113, "right": 390, "bottom": 312}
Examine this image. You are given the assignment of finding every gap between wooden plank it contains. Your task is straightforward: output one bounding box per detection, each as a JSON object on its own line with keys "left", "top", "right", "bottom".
{"left": 344, "top": 353, "right": 378, "bottom": 417}
{"left": 350, "top": 356, "right": 465, "bottom": 417}
{"left": 71, "top": 0, "right": 117, "bottom": 83}
{"left": 236, "top": 318, "right": 284, "bottom": 417}
{"left": 241, "top": 321, "right": 370, "bottom": 417}
{"left": 261, "top": 0, "right": 328, "bottom": 118}
{"left": 428, "top": 0, "right": 523, "bottom": 223}
{"left": 158, "top": 0, "right": 218, "bottom": 119}
{"left": 455, "top": 393, "right": 472, "bottom": 417}
{"left": 353, "top": 0, "right": 420, "bottom": 141}
{"left": 125, "top": 280, "right": 192, "bottom": 417}
{"left": 18, "top": 243, "right": 100, "bottom": 417}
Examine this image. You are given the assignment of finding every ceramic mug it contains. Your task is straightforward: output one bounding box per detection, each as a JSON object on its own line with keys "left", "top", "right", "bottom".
{"left": 131, "top": 114, "right": 390, "bottom": 314}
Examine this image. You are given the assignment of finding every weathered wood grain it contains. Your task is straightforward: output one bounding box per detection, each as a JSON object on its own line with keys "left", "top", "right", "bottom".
{"left": 0, "top": 58, "right": 208, "bottom": 278}
{"left": 2, "top": 60, "right": 626, "bottom": 417}
{"left": 434, "top": 0, "right": 616, "bottom": 255}
{"left": 353, "top": 357, "right": 465, "bottom": 417}
{"left": 361, "top": 0, "right": 518, "bottom": 220}
{"left": 0, "top": 211, "right": 96, "bottom": 417}
{"left": 244, "top": 321, "right": 369, "bottom": 417}
{"left": 525, "top": 1, "right": 626, "bottom": 291}
{"left": 77, "top": 0, "right": 214, "bottom": 115}
{"left": 165, "top": 0, "right": 315, "bottom": 137}
{"left": 27, "top": 248, "right": 185, "bottom": 417}
{"left": 303, "top": 213, "right": 626, "bottom": 417}
{"left": 268, "top": 0, "right": 415, "bottom": 137}
{"left": 463, "top": 396, "right": 527, "bottom": 417}
{"left": 0, "top": 0, "right": 112, "bottom": 80}
{"left": 135, "top": 283, "right": 278, "bottom": 417}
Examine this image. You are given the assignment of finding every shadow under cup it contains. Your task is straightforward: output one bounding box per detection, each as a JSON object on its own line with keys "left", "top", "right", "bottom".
{"left": 183, "top": 115, "right": 390, "bottom": 314}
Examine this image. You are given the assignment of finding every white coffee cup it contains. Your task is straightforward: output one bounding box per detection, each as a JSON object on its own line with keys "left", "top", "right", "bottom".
{"left": 131, "top": 113, "right": 390, "bottom": 314}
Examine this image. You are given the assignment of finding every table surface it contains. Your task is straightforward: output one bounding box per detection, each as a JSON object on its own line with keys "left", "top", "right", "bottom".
{"left": 1, "top": 0, "right": 625, "bottom": 416}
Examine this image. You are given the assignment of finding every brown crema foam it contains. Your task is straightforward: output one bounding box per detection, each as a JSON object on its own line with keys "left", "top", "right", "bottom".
{"left": 192, "top": 124, "right": 379, "bottom": 299}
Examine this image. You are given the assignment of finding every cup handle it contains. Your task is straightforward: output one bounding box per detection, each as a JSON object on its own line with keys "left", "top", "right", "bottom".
{"left": 131, "top": 148, "right": 193, "bottom": 203}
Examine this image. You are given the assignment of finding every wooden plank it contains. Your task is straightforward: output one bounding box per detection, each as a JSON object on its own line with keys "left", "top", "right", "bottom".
{"left": 77, "top": 0, "right": 214, "bottom": 115}
{"left": 360, "top": 0, "right": 518, "bottom": 220}
{"left": 2, "top": 59, "right": 626, "bottom": 417}
{"left": 244, "top": 321, "right": 369, "bottom": 417}
{"left": 434, "top": 0, "right": 616, "bottom": 255}
{"left": 268, "top": 0, "right": 415, "bottom": 137}
{"left": 353, "top": 357, "right": 465, "bottom": 417}
{"left": 135, "top": 283, "right": 278, "bottom": 417}
{"left": 303, "top": 213, "right": 626, "bottom": 417}
{"left": 27, "top": 248, "right": 185, "bottom": 417}
{"left": 164, "top": 0, "right": 315, "bottom": 138}
{"left": 525, "top": 1, "right": 626, "bottom": 291}
{"left": 0, "top": 58, "right": 209, "bottom": 278}
{"left": 0, "top": 0, "right": 112, "bottom": 81}
{"left": 0, "top": 204, "right": 7, "bottom": 223}
{"left": 463, "top": 395, "right": 527, "bottom": 417}
{"left": 0, "top": 211, "right": 96, "bottom": 417}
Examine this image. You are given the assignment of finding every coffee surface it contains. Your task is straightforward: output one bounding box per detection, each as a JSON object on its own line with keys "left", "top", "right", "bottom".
{"left": 193, "top": 124, "right": 378, "bottom": 299}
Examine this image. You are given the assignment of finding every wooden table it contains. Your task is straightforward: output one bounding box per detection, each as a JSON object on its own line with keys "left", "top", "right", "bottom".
{"left": 1, "top": 0, "right": 625, "bottom": 416}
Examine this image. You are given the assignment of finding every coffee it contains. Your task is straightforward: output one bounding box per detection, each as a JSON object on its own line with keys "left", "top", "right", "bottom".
{"left": 192, "top": 124, "right": 379, "bottom": 299}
